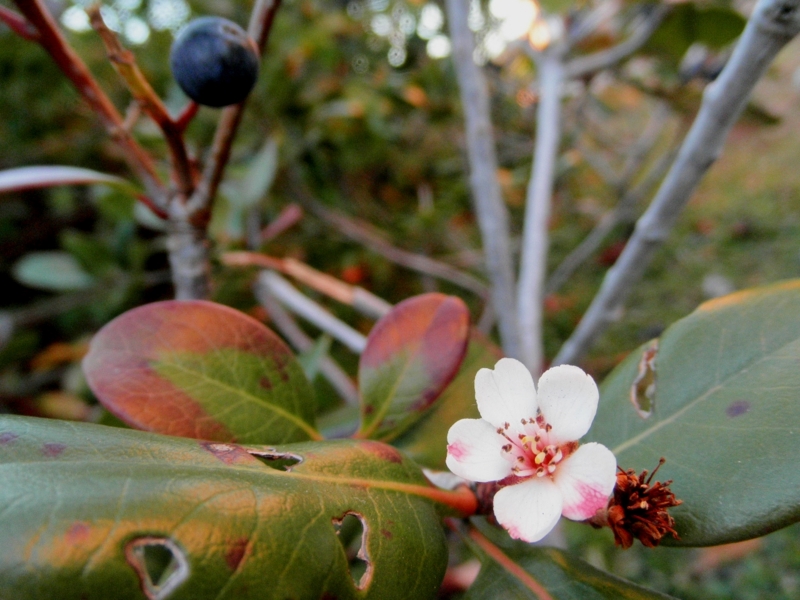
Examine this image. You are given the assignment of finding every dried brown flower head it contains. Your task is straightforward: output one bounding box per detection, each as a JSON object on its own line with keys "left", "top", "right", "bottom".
{"left": 591, "top": 458, "right": 682, "bottom": 549}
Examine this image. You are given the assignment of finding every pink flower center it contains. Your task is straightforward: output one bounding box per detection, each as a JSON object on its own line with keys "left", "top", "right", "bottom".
{"left": 497, "top": 414, "right": 570, "bottom": 479}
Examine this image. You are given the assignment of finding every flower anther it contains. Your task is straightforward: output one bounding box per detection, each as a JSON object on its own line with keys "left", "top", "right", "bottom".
{"left": 446, "top": 358, "right": 616, "bottom": 543}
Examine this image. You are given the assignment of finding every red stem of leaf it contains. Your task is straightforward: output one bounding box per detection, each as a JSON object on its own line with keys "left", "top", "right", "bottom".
{"left": 457, "top": 521, "right": 555, "bottom": 600}
{"left": 0, "top": 6, "right": 39, "bottom": 40}
{"left": 175, "top": 102, "right": 200, "bottom": 133}
{"left": 136, "top": 194, "right": 169, "bottom": 220}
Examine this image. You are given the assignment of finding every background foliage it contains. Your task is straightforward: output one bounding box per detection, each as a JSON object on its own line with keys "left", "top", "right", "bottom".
{"left": 3, "top": 0, "right": 800, "bottom": 597}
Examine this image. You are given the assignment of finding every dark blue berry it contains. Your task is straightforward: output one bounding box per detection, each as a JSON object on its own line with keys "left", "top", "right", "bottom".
{"left": 170, "top": 17, "right": 260, "bottom": 108}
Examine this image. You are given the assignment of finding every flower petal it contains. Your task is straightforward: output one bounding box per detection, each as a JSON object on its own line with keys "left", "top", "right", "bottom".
{"left": 554, "top": 442, "right": 617, "bottom": 521}
{"left": 537, "top": 364, "right": 599, "bottom": 443}
{"left": 493, "top": 477, "right": 562, "bottom": 543}
{"left": 446, "top": 418, "right": 511, "bottom": 482}
{"left": 475, "top": 358, "right": 537, "bottom": 429}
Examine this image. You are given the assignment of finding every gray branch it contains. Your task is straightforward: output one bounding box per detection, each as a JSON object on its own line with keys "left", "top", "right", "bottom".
{"left": 296, "top": 191, "right": 489, "bottom": 300}
{"left": 256, "top": 271, "right": 367, "bottom": 353}
{"left": 564, "top": 5, "right": 670, "bottom": 80}
{"left": 555, "top": 0, "right": 800, "bottom": 366}
{"left": 516, "top": 51, "right": 565, "bottom": 376}
{"left": 445, "top": 0, "right": 520, "bottom": 358}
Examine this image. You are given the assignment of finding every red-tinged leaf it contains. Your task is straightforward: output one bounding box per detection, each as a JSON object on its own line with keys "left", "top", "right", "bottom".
{"left": 0, "top": 166, "right": 137, "bottom": 195}
{"left": 356, "top": 293, "right": 470, "bottom": 441}
{"left": 394, "top": 332, "right": 502, "bottom": 469}
{"left": 83, "top": 300, "right": 320, "bottom": 444}
{"left": 0, "top": 415, "right": 450, "bottom": 600}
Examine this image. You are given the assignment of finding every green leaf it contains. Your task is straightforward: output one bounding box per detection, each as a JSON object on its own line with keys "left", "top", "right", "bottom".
{"left": 588, "top": 280, "right": 800, "bottom": 546}
{"left": 83, "top": 300, "right": 320, "bottom": 444}
{"left": 356, "top": 294, "right": 470, "bottom": 441}
{"left": 0, "top": 415, "right": 448, "bottom": 600}
{"left": 13, "top": 251, "right": 95, "bottom": 291}
{"left": 647, "top": 5, "right": 746, "bottom": 62}
{"left": 240, "top": 135, "right": 280, "bottom": 207}
{"left": 60, "top": 230, "right": 117, "bottom": 277}
{"left": 393, "top": 332, "right": 502, "bottom": 469}
{"left": 297, "top": 335, "right": 333, "bottom": 381}
{"left": 464, "top": 527, "right": 675, "bottom": 599}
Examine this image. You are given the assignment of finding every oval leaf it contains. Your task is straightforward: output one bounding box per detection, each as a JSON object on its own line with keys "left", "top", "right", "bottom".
{"left": 464, "top": 529, "right": 675, "bottom": 599}
{"left": 0, "top": 165, "right": 136, "bottom": 195}
{"left": 393, "top": 332, "right": 502, "bottom": 469}
{"left": 83, "top": 300, "right": 320, "bottom": 444}
{"left": 356, "top": 293, "right": 470, "bottom": 441}
{"left": 0, "top": 415, "right": 448, "bottom": 599}
{"left": 13, "top": 251, "right": 95, "bottom": 291}
{"left": 588, "top": 280, "right": 800, "bottom": 546}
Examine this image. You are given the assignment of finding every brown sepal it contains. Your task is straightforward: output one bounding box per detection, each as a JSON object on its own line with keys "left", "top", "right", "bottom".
{"left": 591, "top": 458, "right": 683, "bottom": 549}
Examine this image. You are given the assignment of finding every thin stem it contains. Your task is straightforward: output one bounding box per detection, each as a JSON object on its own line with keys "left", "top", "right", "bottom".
{"left": 564, "top": 5, "right": 670, "bottom": 79}
{"left": 293, "top": 180, "right": 490, "bottom": 299}
{"left": 0, "top": 6, "right": 38, "bottom": 40}
{"left": 190, "top": 0, "right": 282, "bottom": 213}
{"left": 555, "top": 0, "right": 800, "bottom": 366}
{"left": 174, "top": 102, "right": 200, "bottom": 133}
{"left": 449, "top": 520, "right": 555, "bottom": 600}
{"left": 222, "top": 251, "right": 392, "bottom": 319}
{"left": 88, "top": 7, "right": 194, "bottom": 198}
{"left": 545, "top": 148, "right": 673, "bottom": 295}
{"left": 445, "top": 0, "right": 520, "bottom": 358}
{"left": 517, "top": 51, "right": 565, "bottom": 377}
{"left": 546, "top": 109, "right": 678, "bottom": 295}
{"left": 257, "top": 271, "right": 368, "bottom": 353}
{"left": 11, "top": 0, "right": 165, "bottom": 205}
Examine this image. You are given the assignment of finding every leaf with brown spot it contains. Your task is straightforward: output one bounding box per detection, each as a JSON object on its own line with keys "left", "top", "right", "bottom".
{"left": 0, "top": 415, "right": 449, "bottom": 599}
{"left": 590, "top": 280, "right": 800, "bottom": 546}
{"left": 356, "top": 294, "right": 470, "bottom": 441}
{"left": 83, "top": 300, "right": 320, "bottom": 444}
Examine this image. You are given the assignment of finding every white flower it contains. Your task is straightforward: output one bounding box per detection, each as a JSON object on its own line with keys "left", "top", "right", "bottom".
{"left": 446, "top": 358, "right": 617, "bottom": 543}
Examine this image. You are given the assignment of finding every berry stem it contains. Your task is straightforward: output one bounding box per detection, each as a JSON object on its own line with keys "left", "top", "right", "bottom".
{"left": 189, "top": 0, "right": 283, "bottom": 214}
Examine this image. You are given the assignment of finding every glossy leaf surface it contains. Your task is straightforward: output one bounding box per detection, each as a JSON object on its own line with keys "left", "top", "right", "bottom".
{"left": 464, "top": 532, "right": 675, "bottom": 599}
{"left": 0, "top": 415, "right": 448, "bottom": 599}
{"left": 83, "top": 300, "right": 319, "bottom": 444}
{"left": 589, "top": 280, "right": 800, "bottom": 546}
{"left": 393, "top": 333, "right": 502, "bottom": 469}
{"left": 357, "top": 293, "right": 470, "bottom": 440}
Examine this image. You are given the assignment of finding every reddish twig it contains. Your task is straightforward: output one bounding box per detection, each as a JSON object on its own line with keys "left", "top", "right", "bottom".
{"left": 11, "top": 0, "right": 165, "bottom": 206}
{"left": 136, "top": 194, "right": 169, "bottom": 220}
{"left": 88, "top": 6, "right": 195, "bottom": 198}
{"left": 261, "top": 203, "right": 303, "bottom": 242}
{"left": 189, "top": 0, "right": 283, "bottom": 213}
{"left": 451, "top": 520, "right": 555, "bottom": 600}
{"left": 222, "top": 251, "right": 392, "bottom": 318}
{"left": 0, "top": 6, "right": 39, "bottom": 40}
{"left": 174, "top": 101, "right": 200, "bottom": 133}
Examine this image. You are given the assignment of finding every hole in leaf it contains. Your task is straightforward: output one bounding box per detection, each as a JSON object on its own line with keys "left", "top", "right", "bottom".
{"left": 332, "top": 512, "right": 372, "bottom": 591}
{"left": 125, "top": 537, "right": 189, "bottom": 600}
{"left": 630, "top": 340, "right": 658, "bottom": 419}
{"left": 248, "top": 450, "right": 303, "bottom": 471}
